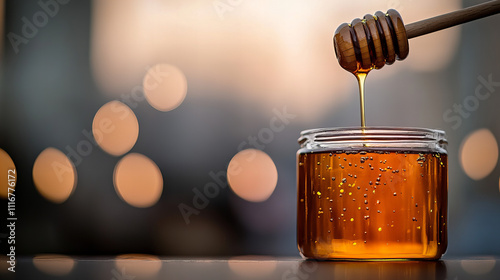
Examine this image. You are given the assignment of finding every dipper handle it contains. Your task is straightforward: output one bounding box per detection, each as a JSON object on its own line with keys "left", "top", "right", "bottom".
{"left": 406, "top": 0, "right": 500, "bottom": 39}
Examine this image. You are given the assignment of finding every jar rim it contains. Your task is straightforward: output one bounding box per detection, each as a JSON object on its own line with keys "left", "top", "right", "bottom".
{"left": 298, "top": 126, "right": 447, "bottom": 152}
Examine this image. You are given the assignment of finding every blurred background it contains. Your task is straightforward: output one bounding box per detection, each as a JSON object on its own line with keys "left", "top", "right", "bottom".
{"left": 0, "top": 0, "right": 499, "bottom": 259}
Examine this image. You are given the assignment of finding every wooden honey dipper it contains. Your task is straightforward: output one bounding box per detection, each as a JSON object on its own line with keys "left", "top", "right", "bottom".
{"left": 334, "top": 0, "right": 500, "bottom": 73}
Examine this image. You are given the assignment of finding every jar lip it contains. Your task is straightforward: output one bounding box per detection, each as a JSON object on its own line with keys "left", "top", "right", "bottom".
{"left": 300, "top": 126, "right": 446, "bottom": 138}
{"left": 298, "top": 126, "right": 447, "bottom": 150}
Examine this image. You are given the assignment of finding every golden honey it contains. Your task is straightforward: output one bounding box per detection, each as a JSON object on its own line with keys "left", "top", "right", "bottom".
{"left": 355, "top": 71, "right": 368, "bottom": 128}
{"left": 297, "top": 127, "right": 448, "bottom": 259}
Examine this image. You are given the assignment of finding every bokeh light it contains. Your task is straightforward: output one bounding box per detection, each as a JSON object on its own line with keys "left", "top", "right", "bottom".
{"left": 228, "top": 256, "right": 277, "bottom": 278}
{"left": 92, "top": 101, "right": 139, "bottom": 156}
{"left": 459, "top": 129, "right": 498, "bottom": 180}
{"left": 113, "top": 153, "right": 163, "bottom": 208}
{"left": 0, "top": 148, "right": 16, "bottom": 199}
{"left": 115, "top": 254, "right": 162, "bottom": 278}
{"left": 143, "top": 64, "right": 187, "bottom": 112}
{"left": 33, "top": 254, "right": 75, "bottom": 276}
{"left": 461, "top": 257, "right": 496, "bottom": 275}
{"left": 33, "top": 148, "right": 77, "bottom": 203}
{"left": 227, "top": 149, "right": 278, "bottom": 202}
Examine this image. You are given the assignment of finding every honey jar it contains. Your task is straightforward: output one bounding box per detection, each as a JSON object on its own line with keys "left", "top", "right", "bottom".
{"left": 297, "top": 127, "right": 448, "bottom": 260}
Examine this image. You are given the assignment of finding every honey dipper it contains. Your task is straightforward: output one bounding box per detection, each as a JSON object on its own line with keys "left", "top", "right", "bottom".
{"left": 334, "top": 0, "right": 500, "bottom": 73}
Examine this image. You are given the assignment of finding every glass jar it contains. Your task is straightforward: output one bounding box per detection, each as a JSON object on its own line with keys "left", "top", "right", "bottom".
{"left": 297, "top": 127, "right": 448, "bottom": 260}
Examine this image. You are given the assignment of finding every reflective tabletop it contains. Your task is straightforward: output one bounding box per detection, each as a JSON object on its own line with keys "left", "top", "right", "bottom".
{"left": 3, "top": 255, "right": 499, "bottom": 280}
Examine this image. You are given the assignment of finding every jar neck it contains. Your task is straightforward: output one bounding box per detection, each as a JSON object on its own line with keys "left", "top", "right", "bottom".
{"left": 299, "top": 127, "right": 447, "bottom": 153}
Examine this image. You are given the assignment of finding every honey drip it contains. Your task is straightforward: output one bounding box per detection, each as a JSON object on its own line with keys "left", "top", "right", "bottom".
{"left": 355, "top": 71, "right": 369, "bottom": 127}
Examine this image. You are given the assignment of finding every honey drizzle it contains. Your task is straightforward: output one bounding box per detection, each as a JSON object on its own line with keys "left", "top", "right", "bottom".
{"left": 355, "top": 71, "right": 368, "bottom": 128}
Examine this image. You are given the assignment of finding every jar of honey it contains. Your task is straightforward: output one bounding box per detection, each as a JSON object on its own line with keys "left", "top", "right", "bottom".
{"left": 297, "top": 127, "right": 448, "bottom": 260}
